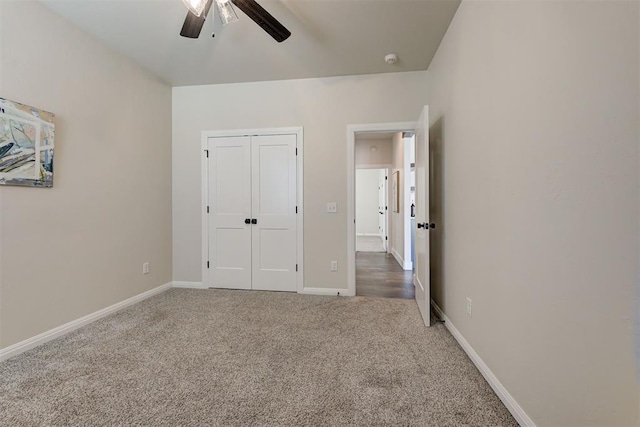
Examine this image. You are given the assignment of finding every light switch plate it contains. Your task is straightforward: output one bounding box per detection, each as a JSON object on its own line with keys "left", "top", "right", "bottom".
{"left": 327, "top": 202, "right": 337, "bottom": 213}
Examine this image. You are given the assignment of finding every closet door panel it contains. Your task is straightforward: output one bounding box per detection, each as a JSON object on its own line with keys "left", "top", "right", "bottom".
{"left": 251, "top": 134, "right": 297, "bottom": 292}
{"left": 207, "top": 136, "right": 252, "bottom": 290}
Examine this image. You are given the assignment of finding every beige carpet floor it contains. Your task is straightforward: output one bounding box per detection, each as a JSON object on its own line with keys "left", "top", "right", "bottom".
{"left": 0, "top": 289, "right": 517, "bottom": 426}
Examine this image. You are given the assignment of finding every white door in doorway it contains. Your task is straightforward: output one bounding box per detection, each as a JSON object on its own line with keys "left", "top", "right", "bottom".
{"left": 206, "top": 134, "right": 297, "bottom": 292}
{"left": 378, "top": 170, "right": 387, "bottom": 251}
{"left": 414, "top": 106, "right": 431, "bottom": 326}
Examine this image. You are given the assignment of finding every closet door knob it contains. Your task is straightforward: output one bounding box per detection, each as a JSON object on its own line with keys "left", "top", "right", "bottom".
{"left": 251, "top": 219, "right": 258, "bottom": 225}
{"left": 245, "top": 218, "right": 251, "bottom": 224}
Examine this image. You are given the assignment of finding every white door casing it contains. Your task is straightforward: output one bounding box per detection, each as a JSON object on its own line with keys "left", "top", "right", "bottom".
{"left": 202, "top": 128, "right": 303, "bottom": 292}
{"left": 414, "top": 106, "right": 431, "bottom": 326}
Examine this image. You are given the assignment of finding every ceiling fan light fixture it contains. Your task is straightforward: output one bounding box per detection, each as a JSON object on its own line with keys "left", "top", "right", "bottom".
{"left": 182, "top": 0, "right": 208, "bottom": 17}
{"left": 215, "top": 0, "right": 239, "bottom": 25}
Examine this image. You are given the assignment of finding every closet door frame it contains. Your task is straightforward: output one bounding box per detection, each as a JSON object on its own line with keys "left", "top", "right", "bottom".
{"left": 201, "top": 127, "right": 304, "bottom": 293}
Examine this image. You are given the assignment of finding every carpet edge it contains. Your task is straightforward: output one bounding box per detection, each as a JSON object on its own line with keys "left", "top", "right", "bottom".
{"left": 0, "top": 282, "right": 173, "bottom": 363}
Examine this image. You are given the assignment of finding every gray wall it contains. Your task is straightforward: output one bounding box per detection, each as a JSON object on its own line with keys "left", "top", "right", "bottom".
{"left": 0, "top": 1, "right": 173, "bottom": 349}
{"left": 426, "top": 1, "right": 639, "bottom": 425}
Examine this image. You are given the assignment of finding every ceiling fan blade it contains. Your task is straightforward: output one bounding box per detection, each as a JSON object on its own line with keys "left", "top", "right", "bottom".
{"left": 231, "top": 0, "right": 291, "bottom": 43}
{"left": 180, "top": 0, "right": 214, "bottom": 38}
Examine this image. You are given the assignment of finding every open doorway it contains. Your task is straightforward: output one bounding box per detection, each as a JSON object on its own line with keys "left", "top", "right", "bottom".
{"left": 356, "top": 167, "right": 388, "bottom": 253}
{"left": 348, "top": 108, "right": 432, "bottom": 325}
{"left": 352, "top": 130, "right": 416, "bottom": 299}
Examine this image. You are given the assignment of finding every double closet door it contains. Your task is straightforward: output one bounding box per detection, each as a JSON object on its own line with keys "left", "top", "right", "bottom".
{"left": 205, "top": 134, "right": 297, "bottom": 292}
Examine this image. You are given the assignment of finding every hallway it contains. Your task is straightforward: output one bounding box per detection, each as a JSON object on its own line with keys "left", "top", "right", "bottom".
{"left": 355, "top": 252, "right": 414, "bottom": 299}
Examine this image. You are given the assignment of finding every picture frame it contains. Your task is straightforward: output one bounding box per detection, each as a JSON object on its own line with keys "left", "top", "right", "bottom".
{"left": 0, "top": 97, "right": 55, "bottom": 187}
{"left": 392, "top": 170, "right": 400, "bottom": 212}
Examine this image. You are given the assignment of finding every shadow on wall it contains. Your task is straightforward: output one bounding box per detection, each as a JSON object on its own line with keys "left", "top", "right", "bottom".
{"left": 429, "top": 116, "right": 445, "bottom": 310}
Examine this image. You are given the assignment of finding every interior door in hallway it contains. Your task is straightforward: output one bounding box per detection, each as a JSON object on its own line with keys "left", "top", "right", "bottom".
{"left": 378, "top": 170, "right": 387, "bottom": 251}
{"left": 414, "top": 106, "right": 431, "bottom": 326}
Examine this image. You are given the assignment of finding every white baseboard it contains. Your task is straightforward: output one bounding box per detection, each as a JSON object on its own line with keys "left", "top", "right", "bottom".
{"left": 431, "top": 300, "right": 536, "bottom": 427}
{"left": 173, "top": 281, "right": 351, "bottom": 297}
{"left": 391, "top": 248, "right": 404, "bottom": 266}
{"left": 391, "top": 248, "right": 412, "bottom": 270}
{"left": 298, "top": 287, "right": 352, "bottom": 296}
{"left": 356, "top": 233, "right": 382, "bottom": 237}
{"left": 172, "top": 281, "right": 207, "bottom": 289}
{"left": 0, "top": 282, "right": 173, "bottom": 363}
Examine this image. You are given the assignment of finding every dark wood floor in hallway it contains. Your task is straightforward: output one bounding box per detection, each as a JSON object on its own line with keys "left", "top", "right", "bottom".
{"left": 356, "top": 252, "right": 415, "bottom": 299}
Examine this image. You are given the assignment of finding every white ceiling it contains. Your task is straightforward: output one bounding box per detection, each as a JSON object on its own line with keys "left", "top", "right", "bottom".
{"left": 41, "top": 0, "right": 460, "bottom": 87}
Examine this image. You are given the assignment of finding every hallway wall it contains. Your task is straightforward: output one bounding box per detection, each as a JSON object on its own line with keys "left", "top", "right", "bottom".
{"left": 390, "top": 132, "right": 407, "bottom": 268}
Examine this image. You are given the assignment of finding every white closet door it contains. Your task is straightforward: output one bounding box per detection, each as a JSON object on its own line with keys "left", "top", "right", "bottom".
{"left": 251, "top": 134, "right": 297, "bottom": 292}
{"left": 207, "top": 136, "right": 252, "bottom": 289}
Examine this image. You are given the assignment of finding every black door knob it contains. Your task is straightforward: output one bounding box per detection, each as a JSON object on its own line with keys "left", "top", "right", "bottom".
{"left": 251, "top": 219, "right": 257, "bottom": 225}
{"left": 429, "top": 223, "right": 436, "bottom": 229}
{"left": 244, "top": 218, "right": 251, "bottom": 224}
{"left": 417, "top": 223, "right": 425, "bottom": 229}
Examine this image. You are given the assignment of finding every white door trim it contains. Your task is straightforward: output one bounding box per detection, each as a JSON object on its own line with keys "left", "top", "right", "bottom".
{"left": 201, "top": 127, "right": 304, "bottom": 293}
{"left": 347, "top": 122, "right": 416, "bottom": 297}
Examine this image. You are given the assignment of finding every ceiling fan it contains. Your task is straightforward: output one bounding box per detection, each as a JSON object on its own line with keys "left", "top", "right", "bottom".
{"left": 180, "top": 0, "right": 291, "bottom": 42}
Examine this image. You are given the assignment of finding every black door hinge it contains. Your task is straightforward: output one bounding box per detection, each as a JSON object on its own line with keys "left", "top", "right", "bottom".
{"left": 385, "top": 236, "right": 388, "bottom": 240}
{"left": 385, "top": 176, "right": 388, "bottom": 180}
{"left": 295, "top": 206, "right": 298, "bottom": 213}
{"left": 295, "top": 148, "right": 298, "bottom": 155}
{"left": 296, "top": 264, "right": 298, "bottom": 272}
{"left": 205, "top": 149, "right": 209, "bottom": 158}
{"left": 207, "top": 261, "right": 210, "bottom": 268}
{"left": 207, "top": 206, "right": 209, "bottom": 213}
